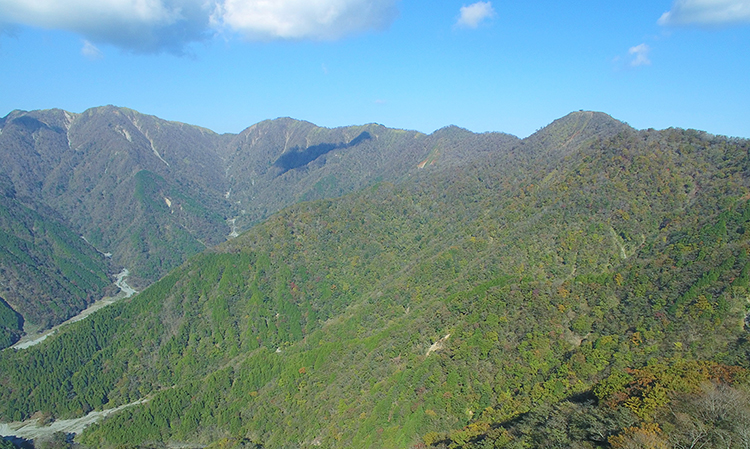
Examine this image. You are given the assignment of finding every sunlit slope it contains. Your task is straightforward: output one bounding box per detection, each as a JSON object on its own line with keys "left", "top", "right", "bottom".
{"left": 0, "top": 107, "right": 517, "bottom": 337}
{"left": 1, "top": 114, "right": 748, "bottom": 448}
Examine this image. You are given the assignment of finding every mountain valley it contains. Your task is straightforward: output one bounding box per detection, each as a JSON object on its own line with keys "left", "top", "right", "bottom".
{"left": 0, "top": 106, "right": 516, "bottom": 345}
{"left": 1, "top": 108, "right": 749, "bottom": 449}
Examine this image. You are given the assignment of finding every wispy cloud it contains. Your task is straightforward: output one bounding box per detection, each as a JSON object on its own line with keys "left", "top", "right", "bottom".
{"left": 658, "top": 0, "right": 750, "bottom": 26}
{"left": 612, "top": 43, "right": 652, "bottom": 71}
{"left": 81, "top": 40, "right": 104, "bottom": 59}
{"left": 628, "top": 43, "right": 651, "bottom": 67}
{"left": 456, "top": 2, "right": 496, "bottom": 29}
{"left": 0, "top": 0, "right": 400, "bottom": 54}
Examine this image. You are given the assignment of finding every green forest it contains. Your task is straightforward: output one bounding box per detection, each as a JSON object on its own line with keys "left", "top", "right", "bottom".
{"left": 0, "top": 175, "right": 112, "bottom": 345}
{"left": 1, "top": 114, "right": 750, "bottom": 448}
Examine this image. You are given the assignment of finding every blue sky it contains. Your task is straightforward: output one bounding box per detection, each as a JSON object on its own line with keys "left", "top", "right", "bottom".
{"left": 1, "top": 0, "right": 749, "bottom": 138}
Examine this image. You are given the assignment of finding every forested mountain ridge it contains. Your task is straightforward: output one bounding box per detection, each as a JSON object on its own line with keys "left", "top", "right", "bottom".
{"left": 2, "top": 113, "right": 748, "bottom": 448}
{"left": 215, "top": 117, "right": 519, "bottom": 229}
{"left": 0, "top": 106, "right": 233, "bottom": 288}
{"left": 0, "top": 106, "right": 516, "bottom": 345}
{"left": 0, "top": 174, "right": 113, "bottom": 345}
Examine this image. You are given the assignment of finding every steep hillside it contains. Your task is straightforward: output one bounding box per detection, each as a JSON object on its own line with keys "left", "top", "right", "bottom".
{"left": 0, "top": 107, "right": 517, "bottom": 339}
{"left": 1, "top": 117, "right": 748, "bottom": 448}
{"left": 219, "top": 118, "right": 519, "bottom": 229}
{"left": 0, "top": 106, "right": 231, "bottom": 286}
{"left": 0, "top": 175, "right": 111, "bottom": 346}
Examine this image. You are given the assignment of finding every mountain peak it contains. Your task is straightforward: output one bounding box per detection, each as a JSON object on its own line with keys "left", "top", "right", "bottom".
{"left": 542, "top": 110, "right": 630, "bottom": 137}
{"left": 429, "top": 125, "right": 475, "bottom": 139}
{"left": 519, "top": 110, "right": 632, "bottom": 159}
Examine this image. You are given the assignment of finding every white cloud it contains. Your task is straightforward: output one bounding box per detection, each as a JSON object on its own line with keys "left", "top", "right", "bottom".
{"left": 456, "top": 1, "right": 496, "bottom": 29}
{"left": 81, "top": 39, "right": 104, "bottom": 59}
{"left": 658, "top": 0, "right": 750, "bottom": 26}
{"left": 0, "top": 0, "right": 211, "bottom": 54}
{"left": 215, "top": 0, "right": 398, "bottom": 41}
{"left": 0, "top": 0, "right": 399, "bottom": 54}
{"left": 628, "top": 43, "right": 651, "bottom": 67}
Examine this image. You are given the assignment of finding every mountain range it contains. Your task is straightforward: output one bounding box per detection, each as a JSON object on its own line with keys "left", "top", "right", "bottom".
{"left": 0, "top": 106, "right": 517, "bottom": 345}
{"left": 1, "top": 107, "right": 749, "bottom": 449}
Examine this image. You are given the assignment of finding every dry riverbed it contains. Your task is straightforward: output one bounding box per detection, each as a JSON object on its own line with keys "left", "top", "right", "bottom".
{"left": 0, "top": 269, "right": 141, "bottom": 442}
{"left": 10, "top": 269, "right": 137, "bottom": 350}
{"left": 0, "top": 399, "right": 147, "bottom": 440}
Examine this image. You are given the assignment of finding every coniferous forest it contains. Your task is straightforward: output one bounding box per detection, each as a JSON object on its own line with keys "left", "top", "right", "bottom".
{"left": 1, "top": 109, "right": 750, "bottom": 448}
